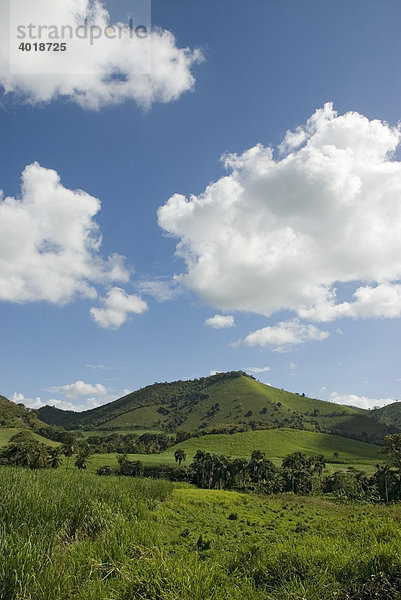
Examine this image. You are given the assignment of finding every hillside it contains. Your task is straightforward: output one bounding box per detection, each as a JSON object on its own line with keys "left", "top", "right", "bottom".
{"left": 0, "top": 394, "right": 41, "bottom": 429}
{"left": 37, "top": 371, "right": 396, "bottom": 444}
{"left": 97, "top": 428, "right": 381, "bottom": 469}
{"left": 370, "top": 402, "right": 401, "bottom": 429}
{"left": 0, "top": 427, "right": 60, "bottom": 448}
{"left": 169, "top": 428, "right": 383, "bottom": 465}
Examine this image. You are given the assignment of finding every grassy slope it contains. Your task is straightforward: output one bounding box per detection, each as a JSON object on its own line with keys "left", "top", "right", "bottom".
{"left": 87, "top": 428, "right": 383, "bottom": 477}
{"left": 1, "top": 467, "right": 401, "bottom": 600}
{"left": 169, "top": 428, "right": 383, "bottom": 463}
{"left": 371, "top": 401, "right": 401, "bottom": 429}
{"left": 0, "top": 428, "right": 60, "bottom": 448}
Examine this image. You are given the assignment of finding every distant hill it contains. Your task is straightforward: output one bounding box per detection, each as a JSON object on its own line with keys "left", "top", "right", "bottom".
{"left": 0, "top": 394, "right": 42, "bottom": 429}
{"left": 37, "top": 371, "right": 396, "bottom": 444}
{"left": 370, "top": 402, "right": 401, "bottom": 430}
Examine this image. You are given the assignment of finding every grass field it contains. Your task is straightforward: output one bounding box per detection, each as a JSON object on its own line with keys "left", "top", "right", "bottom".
{"left": 70, "top": 428, "right": 163, "bottom": 438}
{"left": 86, "top": 428, "right": 383, "bottom": 476}
{"left": 1, "top": 466, "right": 401, "bottom": 600}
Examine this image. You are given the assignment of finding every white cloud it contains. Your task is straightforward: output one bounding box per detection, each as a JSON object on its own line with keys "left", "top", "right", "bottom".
{"left": 137, "top": 279, "right": 178, "bottom": 301}
{"left": 90, "top": 286, "right": 147, "bottom": 329}
{"left": 205, "top": 314, "right": 235, "bottom": 329}
{"left": 48, "top": 380, "right": 108, "bottom": 399}
{"left": 0, "top": 162, "right": 129, "bottom": 304}
{"left": 0, "top": 163, "right": 148, "bottom": 328}
{"left": 12, "top": 387, "right": 132, "bottom": 412}
{"left": 290, "top": 362, "right": 297, "bottom": 369}
{"left": 245, "top": 366, "right": 271, "bottom": 374}
{"left": 243, "top": 319, "right": 329, "bottom": 350}
{"left": 158, "top": 103, "right": 401, "bottom": 331}
{"left": 0, "top": 0, "right": 203, "bottom": 109}
{"left": 329, "top": 392, "right": 396, "bottom": 410}
{"left": 299, "top": 283, "right": 401, "bottom": 322}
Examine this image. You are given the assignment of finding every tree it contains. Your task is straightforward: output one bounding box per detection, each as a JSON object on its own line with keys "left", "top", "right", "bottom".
{"left": 383, "top": 434, "right": 401, "bottom": 472}
{"left": 174, "top": 449, "right": 186, "bottom": 467}
{"left": 48, "top": 447, "right": 63, "bottom": 469}
{"left": 61, "top": 439, "right": 75, "bottom": 470}
{"left": 310, "top": 454, "right": 326, "bottom": 480}
{"left": 75, "top": 443, "right": 91, "bottom": 470}
{"left": 282, "top": 452, "right": 313, "bottom": 494}
{"left": 372, "top": 463, "right": 399, "bottom": 503}
{"left": 75, "top": 453, "right": 88, "bottom": 470}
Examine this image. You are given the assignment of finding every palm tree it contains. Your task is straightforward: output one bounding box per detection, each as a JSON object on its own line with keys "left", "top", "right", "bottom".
{"left": 48, "top": 447, "right": 63, "bottom": 469}
{"left": 31, "top": 444, "right": 50, "bottom": 469}
{"left": 61, "top": 439, "right": 75, "bottom": 470}
{"left": 75, "top": 442, "right": 91, "bottom": 470}
{"left": 75, "top": 452, "right": 89, "bottom": 470}
{"left": 310, "top": 454, "right": 326, "bottom": 480}
{"left": 282, "top": 451, "right": 311, "bottom": 493}
{"left": 174, "top": 449, "right": 186, "bottom": 467}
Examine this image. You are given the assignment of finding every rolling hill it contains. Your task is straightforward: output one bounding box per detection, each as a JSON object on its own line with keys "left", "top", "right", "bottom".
{"left": 37, "top": 371, "right": 397, "bottom": 444}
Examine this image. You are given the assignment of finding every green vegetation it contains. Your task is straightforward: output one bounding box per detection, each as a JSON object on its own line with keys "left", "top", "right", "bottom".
{"left": 3, "top": 374, "right": 401, "bottom": 598}
{"left": 36, "top": 372, "right": 396, "bottom": 444}
{"left": 372, "top": 401, "right": 401, "bottom": 429}
{"left": 167, "top": 428, "right": 383, "bottom": 464}
{"left": 0, "top": 395, "right": 42, "bottom": 429}
{"left": 0, "top": 427, "right": 60, "bottom": 448}
{"left": 1, "top": 466, "right": 401, "bottom": 599}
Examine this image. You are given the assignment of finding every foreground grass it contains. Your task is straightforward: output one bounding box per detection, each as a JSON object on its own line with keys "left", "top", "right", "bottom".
{"left": 1, "top": 466, "right": 401, "bottom": 599}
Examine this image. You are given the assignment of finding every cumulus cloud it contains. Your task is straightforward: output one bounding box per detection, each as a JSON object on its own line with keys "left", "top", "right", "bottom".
{"left": 158, "top": 103, "right": 401, "bottom": 335}
{"left": 299, "top": 283, "right": 401, "bottom": 322}
{"left": 0, "top": 162, "right": 148, "bottom": 329}
{"left": 205, "top": 314, "right": 235, "bottom": 329}
{"left": 243, "top": 319, "right": 328, "bottom": 350}
{"left": 0, "top": 0, "right": 203, "bottom": 109}
{"left": 90, "top": 287, "right": 148, "bottom": 329}
{"left": 245, "top": 366, "right": 271, "bottom": 373}
{"left": 0, "top": 162, "right": 129, "bottom": 304}
{"left": 48, "top": 380, "right": 108, "bottom": 399}
{"left": 329, "top": 392, "right": 396, "bottom": 410}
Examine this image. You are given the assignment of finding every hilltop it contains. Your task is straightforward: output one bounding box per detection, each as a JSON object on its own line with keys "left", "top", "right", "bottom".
{"left": 37, "top": 371, "right": 396, "bottom": 444}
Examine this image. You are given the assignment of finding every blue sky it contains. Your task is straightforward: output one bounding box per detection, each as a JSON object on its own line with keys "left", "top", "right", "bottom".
{"left": 1, "top": 0, "right": 401, "bottom": 411}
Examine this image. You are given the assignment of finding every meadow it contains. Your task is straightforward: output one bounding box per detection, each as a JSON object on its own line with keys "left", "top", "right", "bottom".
{"left": 1, "top": 466, "right": 401, "bottom": 600}
{"left": 87, "top": 427, "right": 384, "bottom": 476}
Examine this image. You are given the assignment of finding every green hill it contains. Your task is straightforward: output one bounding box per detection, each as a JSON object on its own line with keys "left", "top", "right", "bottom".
{"left": 0, "top": 394, "right": 42, "bottom": 429}
{"left": 370, "top": 402, "right": 401, "bottom": 429}
{"left": 37, "top": 372, "right": 395, "bottom": 444}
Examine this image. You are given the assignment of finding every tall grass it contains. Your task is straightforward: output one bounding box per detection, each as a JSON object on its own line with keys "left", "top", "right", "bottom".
{"left": 1, "top": 466, "right": 401, "bottom": 599}
{"left": 0, "top": 467, "right": 172, "bottom": 600}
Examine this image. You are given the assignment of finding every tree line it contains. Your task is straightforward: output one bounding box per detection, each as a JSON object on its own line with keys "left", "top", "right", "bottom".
{"left": 0, "top": 432, "right": 91, "bottom": 470}
{"left": 100, "top": 434, "right": 401, "bottom": 503}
